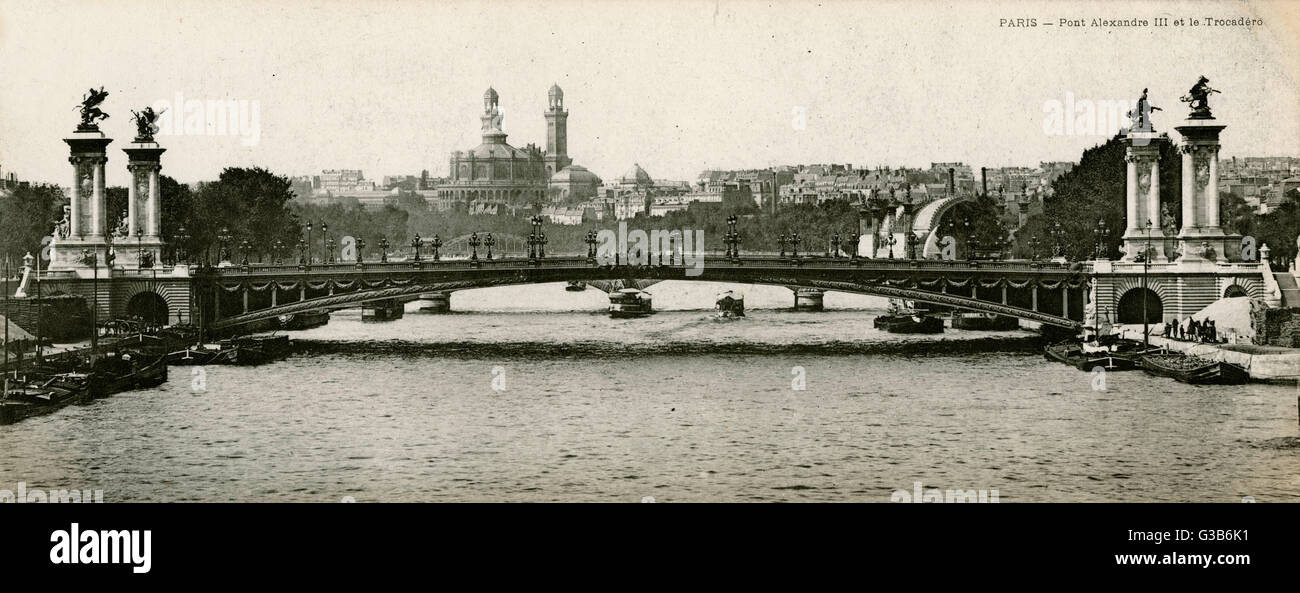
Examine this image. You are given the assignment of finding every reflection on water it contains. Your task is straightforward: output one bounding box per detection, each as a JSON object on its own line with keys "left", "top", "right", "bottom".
{"left": 1, "top": 282, "right": 1296, "bottom": 502}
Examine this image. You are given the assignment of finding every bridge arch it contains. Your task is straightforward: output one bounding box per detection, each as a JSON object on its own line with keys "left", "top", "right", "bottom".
{"left": 914, "top": 195, "right": 972, "bottom": 258}
{"left": 1116, "top": 287, "right": 1163, "bottom": 324}
{"left": 126, "top": 290, "right": 170, "bottom": 326}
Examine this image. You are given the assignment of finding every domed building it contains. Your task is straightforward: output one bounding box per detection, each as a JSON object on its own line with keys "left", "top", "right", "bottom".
{"left": 436, "top": 84, "right": 596, "bottom": 211}
{"left": 616, "top": 163, "right": 654, "bottom": 189}
{"left": 549, "top": 164, "right": 602, "bottom": 200}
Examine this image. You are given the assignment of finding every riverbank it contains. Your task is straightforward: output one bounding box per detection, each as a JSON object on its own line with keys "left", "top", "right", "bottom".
{"left": 1117, "top": 326, "right": 1300, "bottom": 383}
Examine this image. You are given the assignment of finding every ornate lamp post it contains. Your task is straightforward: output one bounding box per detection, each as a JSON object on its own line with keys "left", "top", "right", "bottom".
{"left": 239, "top": 239, "right": 251, "bottom": 267}
{"left": 411, "top": 234, "right": 422, "bottom": 261}
{"left": 325, "top": 235, "right": 336, "bottom": 264}
{"left": 1093, "top": 219, "right": 1109, "bottom": 260}
{"left": 175, "top": 226, "right": 190, "bottom": 265}
{"left": 355, "top": 236, "right": 366, "bottom": 266}
{"left": 468, "top": 232, "right": 480, "bottom": 262}
{"left": 1142, "top": 218, "right": 1153, "bottom": 348}
{"left": 320, "top": 222, "right": 329, "bottom": 264}
{"left": 431, "top": 235, "right": 441, "bottom": 261}
{"left": 849, "top": 232, "right": 860, "bottom": 262}
{"left": 484, "top": 232, "right": 496, "bottom": 260}
{"left": 1028, "top": 235, "right": 1042, "bottom": 261}
{"left": 378, "top": 237, "right": 390, "bottom": 263}
{"left": 1045, "top": 219, "right": 1066, "bottom": 260}
{"left": 217, "top": 226, "right": 233, "bottom": 264}
{"left": 906, "top": 232, "right": 919, "bottom": 260}
{"left": 79, "top": 249, "right": 99, "bottom": 358}
{"left": 778, "top": 233, "right": 787, "bottom": 258}
{"left": 306, "top": 222, "right": 313, "bottom": 265}
{"left": 585, "top": 230, "right": 598, "bottom": 263}
{"left": 831, "top": 233, "right": 842, "bottom": 258}
{"left": 297, "top": 239, "right": 307, "bottom": 267}
{"left": 790, "top": 233, "right": 801, "bottom": 260}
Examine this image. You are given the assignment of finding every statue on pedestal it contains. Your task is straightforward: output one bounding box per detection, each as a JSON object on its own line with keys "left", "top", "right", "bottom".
{"left": 54, "top": 205, "right": 71, "bottom": 239}
{"left": 1181, "top": 76, "right": 1220, "bottom": 119}
{"left": 113, "top": 210, "right": 129, "bottom": 238}
{"left": 77, "top": 87, "right": 110, "bottom": 130}
{"left": 131, "top": 106, "right": 163, "bottom": 142}
{"left": 1126, "top": 88, "right": 1161, "bottom": 132}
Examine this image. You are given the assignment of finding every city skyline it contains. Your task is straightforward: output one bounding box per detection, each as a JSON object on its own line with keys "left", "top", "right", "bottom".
{"left": 2, "top": 0, "right": 1299, "bottom": 188}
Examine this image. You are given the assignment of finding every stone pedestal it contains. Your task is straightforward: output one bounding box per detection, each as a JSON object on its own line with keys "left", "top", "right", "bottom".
{"left": 1121, "top": 131, "right": 1169, "bottom": 261}
{"left": 1174, "top": 118, "right": 1234, "bottom": 262}
{"left": 121, "top": 141, "right": 167, "bottom": 270}
{"left": 50, "top": 129, "right": 113, "bottom": 271}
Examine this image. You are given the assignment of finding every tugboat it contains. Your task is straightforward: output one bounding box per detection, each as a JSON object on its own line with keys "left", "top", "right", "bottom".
{"left": 951, "top": 312, "right": 1020, "bottom": 331}
{"left": 1138, "top": 353, "right": 1250, "bottom": 385}
{"left": 715, "top": 290, "right": 745, "bottom": 318}
{"left": 608, "top": 288, "right": 653, "bottom": 318}
{"left": 874, "top": 302, "right": 943, "bottom": 334}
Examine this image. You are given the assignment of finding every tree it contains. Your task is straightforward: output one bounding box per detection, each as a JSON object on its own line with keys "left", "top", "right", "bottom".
{"left": 189, "top": 168, "right": 301, "bottom": 262}
{"left": 0, "top": 184, "right": 63, "bottom": 264}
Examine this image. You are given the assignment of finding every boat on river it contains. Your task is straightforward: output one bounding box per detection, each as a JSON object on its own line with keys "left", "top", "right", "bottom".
{"left": 951, "top": 312, "right": 1020, "bottom": 331}
{"left": 608, "top": 288, "right": 653, "bottom": 318}
{"left": 0, "top": 372, "right": 93, "bottom": 425}
{"left": 89, "top": 353, "right": 168, "bottom": 397}
{"left": 1138, "top": 353, "right": 1250, "bottom": 385}
{"left": 715, "top": 290, "right": 745, "bottom": 318}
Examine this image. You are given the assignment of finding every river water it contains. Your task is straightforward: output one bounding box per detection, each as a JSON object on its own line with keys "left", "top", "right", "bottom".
{"left": 2, "top": 281, "right": 1298, "bottom": 502}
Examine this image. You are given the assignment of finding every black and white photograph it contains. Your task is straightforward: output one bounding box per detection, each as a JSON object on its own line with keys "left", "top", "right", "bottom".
{"left": 1, "top": 0, "right": 1298, "bottom": 577}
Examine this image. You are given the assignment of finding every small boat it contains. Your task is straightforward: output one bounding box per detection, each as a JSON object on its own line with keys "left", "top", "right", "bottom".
{"left": 1138, "top": 353, "right": 1250, "bottom": 385}
{"left": 565, "top": 281, "right": 587, "bottom": 292}
{"left": 0, "top": 374, "right": 93, "bottom": 425}
{"left": 278, "top": 310, "right": 330, "bottom": 330}
{"left": 951, "top": 312, "right": 1020, "bottom": 331}
{"left": 875, "top": 306, "right": 943, "bottom": 334}
{"left": 715, "top": 290, "right": 745, "bottom": 318}
{"left": 89, "top": 353, "right": 168, "bottom": 397}
{"left": 609, "top": 288, "right": 653, "bottom": 318}
{"left": 1075, "top": 342, "right": 1137, "bottom": 371}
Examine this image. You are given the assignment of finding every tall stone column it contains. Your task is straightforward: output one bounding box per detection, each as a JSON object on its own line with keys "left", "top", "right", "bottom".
{"left": 124, "top": 140, "right": 167, "bottom": 269}
{"left": 1175, "top": 117, "right": 1228, "bottom": 261}
{"left": 53, "top": 127, "right": 113, "bottom": 273}
{"left": 126, "top": 163, "right": 140, "bottom": 237}
{"left": 1122, "top": 131, "right": 1166, "bottom": 261}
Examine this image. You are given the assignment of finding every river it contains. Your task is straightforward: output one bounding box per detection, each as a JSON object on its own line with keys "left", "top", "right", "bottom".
{"left": 2, "top": 281, "right": 1297, "bottom": 502}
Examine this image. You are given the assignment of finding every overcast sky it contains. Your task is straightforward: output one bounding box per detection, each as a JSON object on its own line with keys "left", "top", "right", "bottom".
{"left": 1, "top": 0, "right": 1297, "bottom": 187}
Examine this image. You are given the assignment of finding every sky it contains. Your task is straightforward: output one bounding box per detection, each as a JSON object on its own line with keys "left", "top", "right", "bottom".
{"left": 1, "top": 0, "right": 1298, "bottom": 187}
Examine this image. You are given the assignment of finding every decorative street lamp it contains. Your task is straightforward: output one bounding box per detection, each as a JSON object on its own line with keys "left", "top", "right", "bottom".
{"left": 790, "top": 233, "right": 801, "bottom": 259}
{"left": 355, "top": 236, "right": 365, "bottom": 266}
{"left": 1093, "top": 219, "right": 1109, "bottom": 260}
{"left": 306, "top": 221, "right": 313, "bottom": 265}
{"left": 778, "top": 233, "right": 787, "bottom": 258}
{"left": 378, "top": 237, "right": 390, "bottom": 263}
{"left": 585, "top": 230, "right": 598, "bottom": 263}
{"left": 218, "top": 226, "right": 233, "bottom": 263}
{"left": 273, "top": 239, "right": 285, "bottom": 265}
{"left": 1050, "top": 221, "right": 1060, "bottom": 258}
{"left": 411, "top": 234, "right": 422, "bottom": 261}
{"left": 883, "top": 234, "right": 897, "bottom": 259}
{"left": 1028, "top": 235, "right": 1042, "bottom": 261}
{"left": 175, "top": 226, "right": 190, "bottom": 265}
{"left": 905, "top": 232, "right": 919, "bottom": 260}
{"left": 849, "top": 232, "right": 860, "bottom": 262}
{"left": 239, "top": 239, "right": 251, "bottom": 267}
{"left": 468, "top": 232, "right": 480, "bottom": 262}
{"left": 431, "top": 235, "right": 441, "bottom": 261}
{"left": 1142, "top": 218, "right": 1153, "bottom": 348}
{"left": 79, "top": 249, "right": 99, "bottom": 358}
{"left": 325, "top": 235, "right": 336, "bottom": 264}
{"left": 321, "top": 222, "right": 329, "bottom": 264}
{"left": 484, "top": 232, "right": 496, "bottom": 260}
{"left": 831, "top": 233, "right": 842, "bottom": 258}
{"left": 297, "top": 239, "right": 307, "bottom": 267}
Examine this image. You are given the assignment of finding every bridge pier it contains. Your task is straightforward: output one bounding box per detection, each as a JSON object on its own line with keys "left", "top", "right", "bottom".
{"left": 792, "top": 287, "right": 825, "bottom": 311}
{"left": 415, "top": 292, "right": 451, "bottom": 313}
